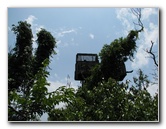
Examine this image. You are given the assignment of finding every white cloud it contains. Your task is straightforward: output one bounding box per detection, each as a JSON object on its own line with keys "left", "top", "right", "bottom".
{"left": 131, "top": 22, "right": 158, "bottom": 69}
{"left": 131, "top": 45, "right": 149, "bottom": 69}
{"left": 57, "top": 29, "right": 76, "bottom": 37}
{"left": 142, "top": 8, "right": 158, "bottom": 20}
{"left": 25, "top": 15, "right": 37, "bottom": 25}
{"left": 35, "top": 25, "right": 44, "bottom": 33}
{"left": 58, "top": 41, "right": 69, "bottom": 47}
{"left": 144, "top": 22, "right": 158, "bottom": 45}
{"left": 116, "top": 8, "right": 158, "bottom": 36}
{"left": 47, "top": 79, "right": 79, "bottom": 93}
{"left": 116, "top": 8, "right": 135, "bottom": 34}
{"left": 116, "top": 8, "right": 158, "bottom": 69}
{"left": 147, "top": 83, "right": 158, "bottom": 97}
{"left": 89, "top": 33, "right": 94, "bottom": 39}
{"left": 47, "top": 80, "right": 66, "bottom": 93}
{"left": 52, "top": 28, "right": 79, "bottom": 48}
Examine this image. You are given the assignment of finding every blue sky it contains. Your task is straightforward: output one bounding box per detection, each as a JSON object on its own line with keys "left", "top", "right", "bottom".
{"left": 8, "top": 8, "right": 159, "bottom": 120}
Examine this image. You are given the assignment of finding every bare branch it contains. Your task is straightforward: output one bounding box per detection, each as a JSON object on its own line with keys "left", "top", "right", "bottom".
{"left": 146, "top": 41, "right": 158, "bottom": 67}
{"left": 131, "top": 8, "right": 144, "bottom": 32}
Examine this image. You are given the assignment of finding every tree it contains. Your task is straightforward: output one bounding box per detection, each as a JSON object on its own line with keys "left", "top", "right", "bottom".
{"left": 8, "top": 21, "right": 33, "bottom": 92}
{"left": 8, "top": 21, "right": 57, "bottom": 121}
{"left": 99, "top": 30, "right": 139, "bottom": 81}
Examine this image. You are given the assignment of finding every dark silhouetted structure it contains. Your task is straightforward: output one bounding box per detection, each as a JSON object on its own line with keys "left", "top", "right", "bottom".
{"left": 74, "top": 53, "right": 130, "bottom": 82}
{"left": 75, "top": 53, "right": 99, "bottom": 81}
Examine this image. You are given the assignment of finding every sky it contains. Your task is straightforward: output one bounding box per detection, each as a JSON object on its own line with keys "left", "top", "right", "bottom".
{"left": 8, "top": 7, "right": 159, "bottom": 120}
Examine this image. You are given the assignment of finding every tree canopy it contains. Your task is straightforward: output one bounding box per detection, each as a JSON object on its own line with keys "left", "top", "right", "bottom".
{"left": 8, "top": 21, "right": 57, "bottom": 121}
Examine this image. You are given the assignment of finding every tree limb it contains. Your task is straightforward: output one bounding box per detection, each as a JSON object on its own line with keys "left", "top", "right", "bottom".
{"left": 131, "top": 8, "right": 144, "bottom": 32}
{"left": 146, "top": 41, "right": 158, "bottom": 67}
{"left": 8, "top": 105, "right": 28, "bottom": 120}
{"left": 126, "top": 70, "right": 133, "bottom": 73}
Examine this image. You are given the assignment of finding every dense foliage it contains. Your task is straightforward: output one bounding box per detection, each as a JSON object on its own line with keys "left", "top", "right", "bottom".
{"left": 49, "top": 72, "right": 158, "bottom": 121}
{"left": 9, "top": 21, "right": 33, "bottom": 92}
{"left": 8, "top": 21, "right": 57, "bottom": 121}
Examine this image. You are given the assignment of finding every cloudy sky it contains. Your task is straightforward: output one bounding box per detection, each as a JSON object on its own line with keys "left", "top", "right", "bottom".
{"left": 8, "top": 8, "right": 159, "bottom": 120}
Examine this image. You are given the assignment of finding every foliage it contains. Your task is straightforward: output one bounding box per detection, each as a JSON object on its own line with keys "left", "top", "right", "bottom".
{"left": 99, "top": 30, "right": 139, "bottom": 81}
{"left": 48, "top": 69, "right": 158, "bottom": 121}
{"left": 8, "top": 61, "right": 50, "bottom": 121}
{"left": 8, "top": 21, "right": 57, "bottom": 121}
{"left": 34, "top": 29, "right": 56, "bottom": 74}
{"left": 9, "top": 21, "right": 33, "bottom": 92}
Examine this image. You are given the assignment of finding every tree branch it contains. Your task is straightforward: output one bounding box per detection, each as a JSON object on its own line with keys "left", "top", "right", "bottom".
{"left": 146, "top": 41, "right": 158, "bottom": 67}
{"left": 8, "top": 105, "right": 28, "bottom": 120}
{"left": 131, "top": 8, "right": 144, "bottom": 32}
{"left": 126, "top": 70, "right": 133, "bottom": 73}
